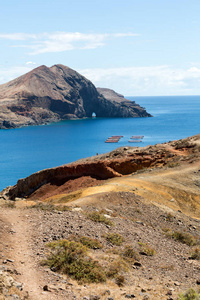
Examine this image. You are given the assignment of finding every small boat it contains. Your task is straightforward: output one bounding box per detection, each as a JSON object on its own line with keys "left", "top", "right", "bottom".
{"left": 105, "top": 140, "right": 119, "bottom": 143}
{"left": 111, "top": 135, "right": 123, "bottom": 138}
{"left": 128, "top": 140, "right": 142, "bottom": 143}
{"left": 131, "top": 135, "right": 144, "bottom": 139}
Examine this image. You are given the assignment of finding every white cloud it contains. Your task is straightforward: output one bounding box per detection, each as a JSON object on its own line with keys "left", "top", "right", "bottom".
{"left": 79, "top": 65, "right": 200, "bottom": 96}
{"left": 0, "top": 33, "right": 37, "bottom": 40}
{"left": 0, "top": 31, "right": 138, "bottom": 54}
{"left": 26, "top": 61, "right": 36, "bottom": 65}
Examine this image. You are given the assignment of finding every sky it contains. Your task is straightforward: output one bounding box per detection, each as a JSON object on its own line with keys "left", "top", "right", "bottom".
{"left": 0, "top": 0, "right": 200, "bottom": 96}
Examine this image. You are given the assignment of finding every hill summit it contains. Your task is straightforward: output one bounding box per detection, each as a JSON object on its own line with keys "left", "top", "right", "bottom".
{"left": 0, "top": 64, "right": 151, "bottom": 129}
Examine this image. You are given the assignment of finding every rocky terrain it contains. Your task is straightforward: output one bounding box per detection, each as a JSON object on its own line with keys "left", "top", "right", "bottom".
{"left": 0, "top": 65, "right": 151, "bottom": 129}
{"left": 0, "top": 134, "right": 200, "bottom": 300}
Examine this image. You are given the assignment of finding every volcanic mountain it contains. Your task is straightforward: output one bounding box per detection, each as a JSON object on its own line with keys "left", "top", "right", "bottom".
{"left": 0, "top": 64, "right": 151, "bottom": 129}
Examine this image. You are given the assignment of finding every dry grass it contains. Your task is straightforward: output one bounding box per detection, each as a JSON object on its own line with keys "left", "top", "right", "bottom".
{"left": 79, "top": 236, "right": 103, "bottom": 249}
{"left": 87, "top": 211, "right": 113, "bottom": 226}
{"left": 121, "top": 245, "right": 140, "bottom": 262}
{"left": 29, "top": 202, "right": 71, "bottom": 212}
{"left": 106, "top": 233, "right": 124, "bottom": 246}
{"left": 189, "top": 247, "right": 200, "bottom": 260}
{"left": 168, "top": 231, "right": 198, "bottom": 247}
{"left": 138, "top": 242, "right": 156, "bottom": 256}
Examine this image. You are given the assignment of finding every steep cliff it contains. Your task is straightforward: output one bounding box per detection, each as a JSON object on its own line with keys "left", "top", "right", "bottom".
{"left": 0, "top": 64, "right": 151, "bottom": 129}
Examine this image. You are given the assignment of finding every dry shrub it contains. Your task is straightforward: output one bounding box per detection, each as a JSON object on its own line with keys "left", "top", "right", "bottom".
{"left": 87, "top": 211, "right": 113, "bottom": 226}
{"left": 115, "top": 275, "right": 125, "bottom": 286}
{"left": 106, "top": 233, "right": 124, "bottom": 246}
{"left": 189, "top": 247, "right": 200, "bottom": 260}
{"left": 43, "top": 239, "right": 106, "bottom": 283}
{"left": 121, "top": 245, "right": 140, "bottom": 262}
{"left": 178, "top": 288, "right": 200, "bottom": 300}
{"left": 79, "top": 236, "right": 103, "bottom": 249}
{"left": 170, "top": 231, "right": 198, "bottom": 247}
{"left": 138, "top": 242, "right": 156, "bottom": 256}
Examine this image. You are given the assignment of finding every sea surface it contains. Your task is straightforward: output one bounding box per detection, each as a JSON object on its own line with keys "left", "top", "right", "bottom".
{"left": 0, "top": 95, "right": 200, "bottom": 191}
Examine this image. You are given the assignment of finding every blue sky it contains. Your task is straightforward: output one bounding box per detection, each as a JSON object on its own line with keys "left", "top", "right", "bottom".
{"left": 0, "top": 0, "right": 200, "bottom": 96}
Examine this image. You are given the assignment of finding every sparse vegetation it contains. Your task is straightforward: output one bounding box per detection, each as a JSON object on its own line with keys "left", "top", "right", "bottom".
{"left": 167, "top": 162, "right": 180, "bottom": 168}
{"left": 138, "top": 242, "right": 156, "bottom": 256}
{"left": 175, "top": 140, "right": 195, "bottom": 150}
{"left": 79, "top": 236, "right": 103, "bottom": 249}
{"left": 178, "top": 288, "right": 200, "bottom": 300}
{"left": 106, "top": 257, "right": 128, "bottom": 278}
{"left": 43, "top": 239, "right": 106, "bottom": 283}
{"left": 168, "top": 231, "right": 198, "bottom": 247}
{"left": 3, "top": 201, "right": 15, "bottom": 208}
{"left": 106, "top": 233, "right": 124, "bottom": 246}
{"left": 30, "top": 202, "right": 71, "bottom": 212}
{"left": 106, "top": 264, "right": 120, "bottom": 278}
{"left": 87, "top": 211, "right": 113, "bottom": 226}
{"left": 162, "top": 227, "right": 171, "bottom": 233}
{"left": 166, "top": 213, "right": 174, "bottom": 222}
{"left": 189, "top": 247, "right": 200, "bottom": 260}
{"left": 121, "top": 245, "right": 140, "bottom": 262}
{"left": 115, "top": 274, "right": 125, "bottom": 286}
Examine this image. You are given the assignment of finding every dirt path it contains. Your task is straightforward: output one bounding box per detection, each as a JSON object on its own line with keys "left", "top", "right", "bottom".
{"left": 0, "top": 208, "right": 73, "bottom": 300}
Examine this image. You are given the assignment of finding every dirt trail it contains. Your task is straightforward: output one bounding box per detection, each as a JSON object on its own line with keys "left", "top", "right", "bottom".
{"left": 0, "top": 208, "right": 72, "bottom": 300}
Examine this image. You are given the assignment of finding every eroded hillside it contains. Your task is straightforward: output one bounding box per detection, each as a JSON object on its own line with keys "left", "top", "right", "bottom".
{"left": 1, "top": 135, "right": 200, "bottom": 300}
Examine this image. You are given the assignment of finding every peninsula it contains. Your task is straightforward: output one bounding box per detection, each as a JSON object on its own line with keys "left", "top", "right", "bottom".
{"left": 0, "top": 64, "right": 151, "bottom": 129}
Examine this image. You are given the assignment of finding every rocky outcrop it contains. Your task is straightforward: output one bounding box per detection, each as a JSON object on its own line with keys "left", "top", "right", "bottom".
{"left": 0, "top": 64, "right": 151, "bottom": 129}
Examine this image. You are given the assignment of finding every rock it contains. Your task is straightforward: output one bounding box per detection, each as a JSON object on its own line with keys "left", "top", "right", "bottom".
{"left": 136, "top": 221, "right": 145, "bottom": 226}
{"left": 0, "top": 65, "right": 151, "bottom": 129}
{"left": 166, "top": 289, "right": 173, "bottom": 295}
{"left": 143, "top": 295, "right": 150, "bottom": 300}
{"left": 6, "top": 259, "right": 14, "bottom": 263}
{"left": 10, "top": 295, "right": 20, "bottom": 300}
{"left": 89, "top": 296, "right": 100, "bottom": 300}
{"left": 196, "top": 280, "right": 200, "bottom": 285}
{"left": 43, "top": 285, "right": 49, "bottom": 291}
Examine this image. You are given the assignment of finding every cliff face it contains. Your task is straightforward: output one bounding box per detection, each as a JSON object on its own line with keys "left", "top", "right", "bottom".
{"left": 0, "top": 64, "right": 151, "bottom": 129}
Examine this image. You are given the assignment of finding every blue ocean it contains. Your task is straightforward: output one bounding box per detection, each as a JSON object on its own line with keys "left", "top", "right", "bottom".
{"left": 0, "top": 95, "right": 200, "bottom": 191}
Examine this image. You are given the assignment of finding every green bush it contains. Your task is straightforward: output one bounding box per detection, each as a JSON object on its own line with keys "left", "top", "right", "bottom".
{"left": 178, "top": 288, "right": 200, "bottom": 300}
{"left": 79, "top": 236, "right": 103, "bottom": 249}
{"left": 106, "top": 233, "right": 124, "bottom": 246}
{"left": 43, "top": 239, "right": 106, "bottom": 283}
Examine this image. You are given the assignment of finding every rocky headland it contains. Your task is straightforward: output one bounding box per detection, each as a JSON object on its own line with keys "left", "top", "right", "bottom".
{"left": 0, "top": 64, "right": 151, "bottom": 129}
{"left": 1, "top": 134, "right": 200, "bottom": 300}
